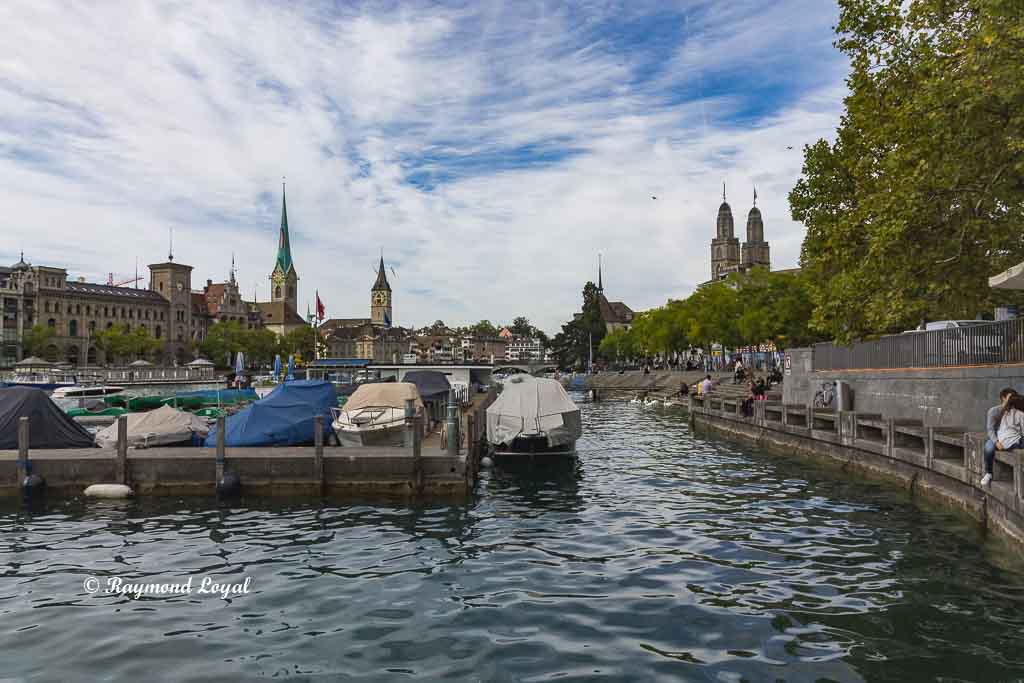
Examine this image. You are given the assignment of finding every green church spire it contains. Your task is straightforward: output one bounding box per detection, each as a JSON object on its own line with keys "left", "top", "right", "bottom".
{"left": 275, "top": 183, "right": 294, "bottom": 275}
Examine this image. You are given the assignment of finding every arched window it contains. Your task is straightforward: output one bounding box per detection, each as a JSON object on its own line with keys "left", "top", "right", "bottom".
{"left": 47, "top": 318, "right": 56, "bottom": 328}
{"left": 44, "top": 301, "right": 50, "bottom": 313}
{"left": 155, "top": 326, "right": 162, "bottom": 339}
{"left": 159, "top": 282, "right": 164, "bottom": 292}
{"left": 275, "top": 286, "right": 282, "bottom": 299}
{"left": 69, "top": 320, "right": 78, "bottom": 337}
{"left": 76, "top": 304, "right": 81, "bottom": 314}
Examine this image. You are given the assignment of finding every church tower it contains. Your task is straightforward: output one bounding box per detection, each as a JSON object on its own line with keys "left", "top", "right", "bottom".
{"left": 710, "top": 183, "right": 741, "bottom": 280}
{"left": 370, "top": 256, "right": 392, "bottom": 327}
{"left": 269, "top": 184, "right": 299, "bottom": 313}
{"left": 741, "top": 187, "right": 771, "bottom": 269}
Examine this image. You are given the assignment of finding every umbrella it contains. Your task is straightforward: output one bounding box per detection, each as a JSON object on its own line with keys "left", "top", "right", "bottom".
{"left": 273, "top": 354, "right": 282, "bottom": 380}
{"left": 286, "top": 354, "right": 295, "bottom": 382}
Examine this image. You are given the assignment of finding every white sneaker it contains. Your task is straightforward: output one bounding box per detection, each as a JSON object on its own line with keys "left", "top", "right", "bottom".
{"left": 981, "top": 473, "right": 992, "bottom": 487}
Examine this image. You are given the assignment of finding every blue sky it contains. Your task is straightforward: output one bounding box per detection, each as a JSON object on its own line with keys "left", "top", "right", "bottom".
{"left": 0, "top": 0, "right": 847, "bottom": 333}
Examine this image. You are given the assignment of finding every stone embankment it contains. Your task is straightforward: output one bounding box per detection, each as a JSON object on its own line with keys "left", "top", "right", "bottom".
{"left": 583, "top": 371, "right": 781, "bottom": 403}
{"left": 689, "top": 393, "right": 1024, "bottom": 555}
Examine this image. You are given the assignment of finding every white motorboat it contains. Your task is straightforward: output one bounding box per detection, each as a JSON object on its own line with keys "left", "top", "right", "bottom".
{"left": 486, "top": 375, "right": 581, "bottom": 457}
{"left": 51, "top": 385, "right": 125, "bottom": 400}
{"left": 330, "top": 382, "right": 425, "bottom": 447}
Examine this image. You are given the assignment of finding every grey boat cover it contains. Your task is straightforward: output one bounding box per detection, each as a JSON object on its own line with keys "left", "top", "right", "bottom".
{"left": 403, "top": 370, "right": 451, "bottom": 400}
{"left": 0, "top": 386, "right": 95, "bottom": 449}
{"left": 95, "top": 404, "right": 210, "bottom": 449}
{"left": 486, "top": 375, "right": 581, "bottom": 447}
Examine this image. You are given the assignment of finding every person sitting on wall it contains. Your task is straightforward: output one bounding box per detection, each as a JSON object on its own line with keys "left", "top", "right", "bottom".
{"left": 742, "top": 380, "right": 757, "bottom": 417}
{"left": 983, "top": 389, "right": 1023, "bottom": 487}
{"left": 699, "top": 374, "right": 714, "bottom": 396}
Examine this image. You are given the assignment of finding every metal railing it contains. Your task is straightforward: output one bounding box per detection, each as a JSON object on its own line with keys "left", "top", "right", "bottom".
{"left": 813, "top": 318, "right": 1024, "bottom": 370}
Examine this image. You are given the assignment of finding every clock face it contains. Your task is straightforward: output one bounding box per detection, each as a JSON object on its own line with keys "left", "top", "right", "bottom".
{"left": 374, "top": 293, "right": 385, "bottom": 305}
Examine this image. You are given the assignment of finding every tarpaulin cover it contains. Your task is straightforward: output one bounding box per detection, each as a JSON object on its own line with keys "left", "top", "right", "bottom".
{"left": 0, "top": 386, "right": 95, "bottom": 449}
{"left": 486, "top": 376, "right": 581, "bottom": 447}
{"left": 402, "top": 371, "right": 451, "bottom": 400}
{"left": 203, "top": 380, "right": 336, "bottom": 447}
{"left": 343, "top": 383, "right": 425, "bottom": 414}
{"left": 95, "top": 405, "right": 210, "bottom": 449}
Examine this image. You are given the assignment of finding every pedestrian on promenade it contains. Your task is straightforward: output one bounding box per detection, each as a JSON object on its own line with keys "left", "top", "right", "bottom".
{"left": 983, "top": 388, "right": 1022, "bottom": 487}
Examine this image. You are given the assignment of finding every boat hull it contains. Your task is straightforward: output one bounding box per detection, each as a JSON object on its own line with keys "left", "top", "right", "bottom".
{"left": 491, "top": 434, "right": 577, "bottom": 458}
{"left": 335, "top": 423, "right": 406, "bottom": 448}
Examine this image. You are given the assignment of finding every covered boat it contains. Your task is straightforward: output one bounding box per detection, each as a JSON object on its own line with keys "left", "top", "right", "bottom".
{"left": 331, "top": 382, "right": 425, "bottom": 447}
{"left": 486, "top": 376, "right": 581, "bottom": 456}
{"left": 95, "top": 405, "right": 210, "bottom": 449}
{"left": 0, "top": 386, "right": 95, "bottom": 449}
{"left": 203, "top": 380, "right": 335, "bottom": 447}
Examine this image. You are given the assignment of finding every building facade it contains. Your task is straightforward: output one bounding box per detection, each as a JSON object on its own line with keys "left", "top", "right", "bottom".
{"left": 0, "top": 253, "right": 194, "bottom": 366}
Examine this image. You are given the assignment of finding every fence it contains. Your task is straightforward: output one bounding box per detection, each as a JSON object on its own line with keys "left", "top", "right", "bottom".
{"left": 813, "top": 318, "right": 1024, "bottom": 370}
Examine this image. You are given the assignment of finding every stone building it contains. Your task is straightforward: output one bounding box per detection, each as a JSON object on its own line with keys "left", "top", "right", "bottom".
{"left": 710, "top": 185, "right": 770, "bottom": 281}
{"left": 322, "top": 257, "right": 413, "bottom": 362}
{"left": 0, "top": 251, "right": 194, "bottom": 366}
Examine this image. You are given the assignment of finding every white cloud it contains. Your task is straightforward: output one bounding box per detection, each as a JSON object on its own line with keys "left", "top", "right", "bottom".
{"left": 0, "top": 0, "right": 846, "bottom": 333}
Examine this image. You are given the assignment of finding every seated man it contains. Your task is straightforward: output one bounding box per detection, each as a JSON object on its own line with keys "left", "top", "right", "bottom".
{"left": 982, "top": 387, "right": 1018, "bottom": 486}
{"left": 699, "top": 374, "right": 714, "bottom": 396}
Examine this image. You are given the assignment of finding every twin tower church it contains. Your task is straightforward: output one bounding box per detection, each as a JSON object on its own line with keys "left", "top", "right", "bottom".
{"left": 709, "top": 185, "right": 771, "bottom": 281}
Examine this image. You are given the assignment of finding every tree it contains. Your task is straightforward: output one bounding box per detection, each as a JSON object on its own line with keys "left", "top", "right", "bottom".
{"left": 200, "top": 321, "right": 248, "bottom": 368}
{"left": 21, "top": 324, "right": 55, "bottom": 358}
{"left": 510, "top": 316, "right": 533, "bottom": 337}
{"left": 245, "top": 328, "right": 280, "bottom": 366}
{"left": 471, "top": 320, "right": 498, "bottom": 337}
{"left": 790, "top": 0, "right": 1024, "bottom": 343}
{"left": 551, "top": 282, "right": 605, "bottom": 368}
{"left": 280, "top": 325, "right": 323, "bottom": 362}
{"left": 94, "top": 323, "right": 159, "bottom": 363}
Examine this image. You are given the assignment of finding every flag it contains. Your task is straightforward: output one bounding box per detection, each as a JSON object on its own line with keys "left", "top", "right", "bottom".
{"left": 316, "top": 290, "right": 325, "bottom": 321}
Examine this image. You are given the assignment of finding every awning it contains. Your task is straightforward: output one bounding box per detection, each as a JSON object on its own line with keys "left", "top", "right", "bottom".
{"left": 990, "top": 261, "right": 1024, "bottom": 290}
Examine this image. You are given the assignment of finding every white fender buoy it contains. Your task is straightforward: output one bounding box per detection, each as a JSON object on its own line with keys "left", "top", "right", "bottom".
{"left": 480, "top": 456, "right": 494, "bottom": 469}
{"left": 84, "top": 483, "right": 134, "bottom": 499}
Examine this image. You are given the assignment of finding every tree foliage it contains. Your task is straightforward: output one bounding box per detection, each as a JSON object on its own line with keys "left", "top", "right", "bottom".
{"left": 790, "top": 0, "right": 1024, "bottom": 343}
{"left": 21, "top": 324, "right": 55, "bottom": 358}
{"left": 94, "top": 323, "right": 161, "bottom": 363}
{"left": 551, "top": 282, "right": 606, "bottom": 368}
{"left": 582, "top": 270, "right": 820, "bottom": 364}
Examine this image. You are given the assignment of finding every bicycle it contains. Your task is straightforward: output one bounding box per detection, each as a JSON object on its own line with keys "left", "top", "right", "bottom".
{"left": 812, "top": 382, "right": 835, "bottom": 409}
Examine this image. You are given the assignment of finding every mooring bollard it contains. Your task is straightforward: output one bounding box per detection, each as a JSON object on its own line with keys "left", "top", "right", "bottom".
{"left": 18, "top": 416, "right": 45, "bottom": 499}
{"left": 215, "top": 415, "right": 240, "bottom": 497}
{"left": 446, "top": 388, "right": 459, "bottom": 456}
{"left": 215, "top": 415, "right": 225, "bottom": 482}
{"left": 404, "top": 398, "right": 416, "bottom": 448}
{"left": 314, "top": 415, "right": 324, "bottom": 496}
{"left": 17, "top": 416, "right": 29, "bottom": 481}
{"left": 413, "top": 412, "right": 424, "bottom": 492}
{"left": 116, "top": 415, "right": 128, "bottom": 485}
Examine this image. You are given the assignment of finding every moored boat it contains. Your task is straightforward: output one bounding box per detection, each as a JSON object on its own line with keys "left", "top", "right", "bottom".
{"left": 330, "top": 382, "right": 425, "bottom": 447}
{"left": 52, "top": 385, "right": 125, "bottom": 400}
{"left": 486, "top": 375, "right": 581, "bottom": 457}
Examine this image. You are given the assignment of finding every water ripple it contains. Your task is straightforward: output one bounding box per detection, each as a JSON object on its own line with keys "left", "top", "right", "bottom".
{"left": 2, "top": 395, "right": 1024, "bottom": 680}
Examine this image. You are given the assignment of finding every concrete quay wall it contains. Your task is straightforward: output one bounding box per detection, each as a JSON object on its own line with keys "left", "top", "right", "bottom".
{"left": 782, "top": 347, "right": 1024, "bottom": 428}
{"left": 689, "top": 395, "right": 1024, "bottom": 558}
{"left": 0, "top": 446, "right": 471, "bottom": 498}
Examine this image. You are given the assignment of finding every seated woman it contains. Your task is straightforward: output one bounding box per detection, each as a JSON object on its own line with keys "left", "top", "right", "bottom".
{"left": 984, "top": 393, "right": 1024, "bottom": 486}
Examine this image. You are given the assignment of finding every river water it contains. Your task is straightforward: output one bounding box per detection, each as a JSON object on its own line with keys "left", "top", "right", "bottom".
{"left": 4, "top": 395, "right": 1024, "bottom": 681}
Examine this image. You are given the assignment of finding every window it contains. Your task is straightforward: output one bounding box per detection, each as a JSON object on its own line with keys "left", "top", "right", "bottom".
{"left": 55, "top": 302, "right": 61, "bottom": 314}
{"left": 47, "top": 318, "right": 55, "bottom": 328}
{"left": 155, "top": 326, "right": 162, "bottom": 339}
{"left": 106, "top": 322, "right": 113, "bottom": 329}
{"left": 44, "top": 301, "right": 50, "bottom": 313}
{"left": 275, "top": 286, "right": 281, "bottom": 299}
{"left": 69, "top": 320, "right": 78, "bottom": 337}
{"left": 86, "top": 305, "right": 91, "bottom": 315}
{"left": 145, "top": 310, "right": 150, "bottom": 320}
{"left": 129, "top": 309, "right": 134, "bottom": 319}
{"left": 88, "top": 321, "right": 96, "bottom": 333}
{"left": 76, "top": 304, "right": 81, "bottom": 315}
{"left": 159, "top": 282, "right": 164, "bottom": 292}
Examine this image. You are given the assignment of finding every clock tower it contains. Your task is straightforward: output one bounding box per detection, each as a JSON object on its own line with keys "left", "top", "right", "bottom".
{"left": 370, "top": 256, "right": 392, "bottom": 327}
{"left": 270, "top": 184, "right": 299, "bottom": 313}
{"left": 149, "top": 254, "right": 193, "bottom": 364}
